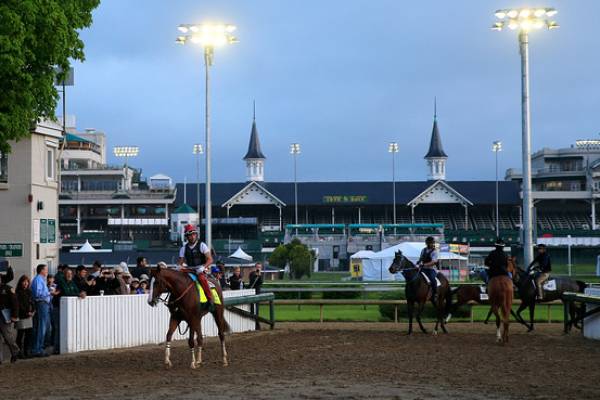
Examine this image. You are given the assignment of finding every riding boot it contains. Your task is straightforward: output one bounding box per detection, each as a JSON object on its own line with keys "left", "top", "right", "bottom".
{"left": 198, "top": 273, "right": 216, "bottom": 312}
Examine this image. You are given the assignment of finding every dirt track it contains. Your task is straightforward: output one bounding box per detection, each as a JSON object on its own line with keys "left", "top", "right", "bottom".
{"left": 1, "top": 322, "right": 599, "bottom": 400}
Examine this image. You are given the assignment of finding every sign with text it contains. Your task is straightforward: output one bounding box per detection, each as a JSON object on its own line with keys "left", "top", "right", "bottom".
{"left": 322, "top": 195, "right": 368, "bottom": 204}
{"left": 38, "top": 219, "right": 56, "bottom": 244}
{"left": 0, "top": 243, "right": 23, "bottom": 257}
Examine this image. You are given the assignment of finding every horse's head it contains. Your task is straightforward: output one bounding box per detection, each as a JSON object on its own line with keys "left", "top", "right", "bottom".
{"left": 147, "top": 261, "right": 169, "bottom": 307}
{"left": 388, "top": 251, "right": 416, "bottom": 279}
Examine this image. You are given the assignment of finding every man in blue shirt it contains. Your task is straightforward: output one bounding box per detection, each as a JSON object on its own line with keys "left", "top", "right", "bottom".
{"left": 30, "top": 264, "right": 55, "bottom": 357}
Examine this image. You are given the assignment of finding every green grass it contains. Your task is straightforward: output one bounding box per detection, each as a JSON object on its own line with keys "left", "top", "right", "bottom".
{"left": 279, "top": 272, "right": 351, "bottom": 282}
{"left": 260, "top": 304, "right": 567, "bottom": 323}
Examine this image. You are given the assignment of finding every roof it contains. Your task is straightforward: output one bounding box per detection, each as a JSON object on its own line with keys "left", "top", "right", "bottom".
{"left": 150, "top": 174, "right": 172, "bottom": 180}
{"left": 424, "top": 119, "right": 447, "bottom": 158}
{"left": 175, "top": 180, "right": 520, "bottom": 207}
{"left": 64, "top": 133, "right": 92, "bottom": 143}
{"left": 173, "top": 204, "right": 197, "bottom": 214}
{"left": 243, "top": 120, "right": 266, "bottom": 160}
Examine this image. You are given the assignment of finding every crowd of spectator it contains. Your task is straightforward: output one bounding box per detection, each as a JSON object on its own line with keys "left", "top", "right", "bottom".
{"left": 0, "top": 257, "right": 262, "bottom": 363}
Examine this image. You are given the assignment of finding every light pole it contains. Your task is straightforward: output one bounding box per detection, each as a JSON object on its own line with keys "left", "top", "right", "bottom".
{"left": 492, "top": 141, "right": 502, "bottom": 237}
{"left": 388, "top": 142, "right": 399, "bottom": 227}
{"left": 193, "top": 144, "right": 204, "bottom": 225}
{"left": 176, "top": 23, "right": 238, "bottom": 250}
{"left": 290, "top": 143, "right": 301, "bottom": 233}
{"left": 492, "top": 7, "right": 558, "bottom": 266}
{"left": 113, "top": 146, "right": 139, "bottom": 191}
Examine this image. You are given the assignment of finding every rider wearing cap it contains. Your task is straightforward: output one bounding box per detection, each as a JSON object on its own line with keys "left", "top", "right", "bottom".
{"left": 528, "top": 244, "right": 552, "bottom": 299}
{"left": 178, "top": 224, "right": 214, "bottom": 308}
{"left": 485, "top": 238, "right": 510, "bottom": 282}
{"left": 418, "top": 236, "right": 439, "bottom": 302}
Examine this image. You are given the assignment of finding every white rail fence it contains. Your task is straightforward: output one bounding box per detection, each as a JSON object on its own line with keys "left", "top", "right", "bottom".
{"left": 59, "top": 289, "right": 256, "bottom": 354}
{"left": 584, "top": 288, "right": 600, "bottom": 340}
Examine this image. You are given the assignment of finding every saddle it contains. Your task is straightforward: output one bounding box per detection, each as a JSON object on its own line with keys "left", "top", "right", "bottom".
{"left": 478, "top": 285, "right": 489, "bottom": 301}
{"left": 419, "top": 271, "right": 441, "bottom": 287}
{"left": 186, "top": 273, "right": 222, "bottom": 306}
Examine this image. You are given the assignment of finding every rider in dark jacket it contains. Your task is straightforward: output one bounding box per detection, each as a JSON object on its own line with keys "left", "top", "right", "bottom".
{"left": 484, "top": 238, "right": 509, "bottom": 280}
{"left": 417, "top": 236, "right": 439, "bottom": 302}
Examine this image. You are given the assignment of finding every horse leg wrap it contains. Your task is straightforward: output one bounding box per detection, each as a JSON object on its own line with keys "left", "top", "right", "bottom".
{"left": 221, "top": 342, "right": 228, "bottom": 367}
{"left": 190, "top": 347, "right": 197, "bottom": 369}
{"left": 194, "top": 346, "right": 202, "bottom": 367}
{"left": 165, "top": 342, "right": 172, "bottom": 368}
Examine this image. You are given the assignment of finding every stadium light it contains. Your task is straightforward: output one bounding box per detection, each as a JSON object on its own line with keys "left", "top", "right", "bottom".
{"left": 492, "top": 7, "right": 559, "bottom": 266}
{"left": 193, "top": 144, "right": 204, "bottom": 224}
{"left": 492, "top": 141, "right": 503, "bottom": 237}
{"left": 113, "top": 146, "right": 139, "bottom": 191}
{"left": 388, "top": 142, "right": 399, "bottom": 228}
{"left": 176, "top": 22, "right": 238, "bottom": 251}
{"left": 290, "top": 143, "right": 301, "bottom": 233}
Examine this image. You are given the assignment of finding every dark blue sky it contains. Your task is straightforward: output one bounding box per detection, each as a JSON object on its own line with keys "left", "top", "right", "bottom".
{"left": 67, "top": 0, "right": 600, "bottom": 183}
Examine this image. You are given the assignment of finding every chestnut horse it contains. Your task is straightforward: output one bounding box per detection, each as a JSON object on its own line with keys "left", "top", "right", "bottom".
{"left": 487, "top": 261, "right": 514, "bottom": 343}
{"left": 388, "top": 250, "right": 450, "bottom": 335}
{"left": 147, "top": 263, "right": 230, "bottom": 369}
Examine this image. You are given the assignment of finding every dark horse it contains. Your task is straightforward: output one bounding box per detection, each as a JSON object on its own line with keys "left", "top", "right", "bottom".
{"left": 148, "top": 262, "right": 230, "bottom": 369}
{"left": 388, "top": 251, "right": 450, "bottom": 335}
{"left": 512, "top": 261, "right": 586, "bottom": 333}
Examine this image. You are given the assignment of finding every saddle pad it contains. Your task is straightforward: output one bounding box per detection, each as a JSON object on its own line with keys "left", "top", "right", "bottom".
{"left": 479, "top": 293, "right": 489, "bottom": 301}
{"left": 188, "top": 272, "right": 216, "bottom": 288}
{"left": 543, "top": 280, "right": 557, "bottom": 291}
{"left": 420, "top": 272, "right": 441, "bottom": 287}
{"left": 195, "top": 283, "right": 222, "bottom": 305}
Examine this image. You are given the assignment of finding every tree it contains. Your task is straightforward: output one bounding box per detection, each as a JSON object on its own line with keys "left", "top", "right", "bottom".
{"left": 0, "top": 0, "right": 100, "bottom": 153}
{"left": 268, "top": 239, "right": 313, "bottom": 280}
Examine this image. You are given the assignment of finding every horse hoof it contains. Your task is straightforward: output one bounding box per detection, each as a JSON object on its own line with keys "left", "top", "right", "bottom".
{"left": 195, "top": 361, "right": 203, "bottom": 368}
{"left": 223, "top": 360, "right": 229, "bottom": 367}
{"left": 190, "top": 363, "right": 197, "bottom": 370}
{"left": 165, "top": 362, "right": 172, "bottom": 370}
{"left": 432, "top": 330, "right": 438, "bottom": 336}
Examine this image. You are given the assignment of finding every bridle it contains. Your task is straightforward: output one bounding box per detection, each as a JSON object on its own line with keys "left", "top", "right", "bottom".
{"left": 149, "top": 272, "right": 195, "bottom": 307}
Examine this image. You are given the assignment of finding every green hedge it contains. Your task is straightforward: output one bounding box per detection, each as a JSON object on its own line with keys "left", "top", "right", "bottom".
{"left": 274, "top": 291, "right": 311, "bottom": 300}
{"left": 322, "top": 290, "right": 361, "bottom": 299}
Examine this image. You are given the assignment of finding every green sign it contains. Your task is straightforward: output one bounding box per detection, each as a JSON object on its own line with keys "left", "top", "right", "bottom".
{"left": 47, "top": 219, "right": 56, "bottom": 243}
{"left": 38, "top": 219, "right": 56, "bottom": 244}
{"left": 40, "top": 219, "right": 48, "bottom": 243}
{"left": 322, "top": 195, "right": 368, "bottom": 204}
{"left": 0, "top": 243, "right": 23, "bottom": 257}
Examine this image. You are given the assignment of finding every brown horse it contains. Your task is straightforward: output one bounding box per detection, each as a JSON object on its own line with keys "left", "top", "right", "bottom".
{"left": 388, "top": 250, "right": 451, "bottom": 335}
{"left": 487, "top": 260, "right": 515, "bottom": 343}
{"left": 147, "top": 263, "right": 230, "bottom": 369}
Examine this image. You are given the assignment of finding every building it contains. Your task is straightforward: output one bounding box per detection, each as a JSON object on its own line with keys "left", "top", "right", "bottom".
{"left": 0, "top": 120, "right": 62, "bottom": 278}
{"left": 58, "top": 127, "right": 176, "bottom": 251}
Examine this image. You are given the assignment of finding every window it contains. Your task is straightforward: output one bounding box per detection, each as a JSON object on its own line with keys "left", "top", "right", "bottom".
{"left": 46, "top": 147, "right": 55, "bottom": 180}
{"left": 0, "top": 151, "right": 7, "bottom": 183}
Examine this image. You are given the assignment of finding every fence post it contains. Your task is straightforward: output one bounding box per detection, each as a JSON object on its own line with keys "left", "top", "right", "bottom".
{"left": 319, "top": 303, "right": 324, "bottom": 323}
{"left": 269, "top": 299, "right": 275, "bottom": 330}
{"left": 470, "top": 305, "right": 474, "bottom": 324}
{"left": 394, "top": 304, "right": 398, "bottom": 323}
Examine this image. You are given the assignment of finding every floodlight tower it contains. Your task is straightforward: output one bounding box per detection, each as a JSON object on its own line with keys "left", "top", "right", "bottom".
{"left": 290, "top": 143, "right": 301, "bottom": 233}
{"left": 388, "top": 142, "right": 399, "bottom": 227}
{"left": 176, "top": 23, "right": 238, "bottom": 250}
{"left": 492, "top": 141, "right": 503, "bottom": 236}
{"left": 491, "top": 7, "right": 558, "bottom": 265}
{"left": 113, "top": 146, "right": 139, "bottom": 191}
{"left": 193, "top": 144, "right": 204, "bottom": 224}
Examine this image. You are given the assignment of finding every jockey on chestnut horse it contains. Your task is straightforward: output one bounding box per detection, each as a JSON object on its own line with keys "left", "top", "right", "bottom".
{"left": 178, "top": 224, "right": 215, "bottom": 311}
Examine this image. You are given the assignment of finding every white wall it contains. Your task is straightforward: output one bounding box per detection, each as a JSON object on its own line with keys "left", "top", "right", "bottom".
{"left": 60, "top": 289, "right": 257, "bottom": 353}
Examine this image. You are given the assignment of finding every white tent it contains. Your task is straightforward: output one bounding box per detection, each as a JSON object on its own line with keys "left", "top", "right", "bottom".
{"left": 360, "top": 242, "right": 467, "bottom": 281}
{"left": 350, "top": 250, "right": 376, "bottom": 259}
{"left": 229, "top": 247, "right": 253, "bottom": 261}
{"left": 69, "top": 240, "right": 112, "bottom": 253}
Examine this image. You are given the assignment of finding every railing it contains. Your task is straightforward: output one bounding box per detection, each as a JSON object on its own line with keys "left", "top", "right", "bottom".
{"left": 270, "top": 299, "right": 562, "bottom": 324}
{"left": 59, "top": 289, "right": 257, "bottom": 354}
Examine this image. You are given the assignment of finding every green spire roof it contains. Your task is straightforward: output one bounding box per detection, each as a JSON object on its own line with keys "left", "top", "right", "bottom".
{"left": 173, "top": 204, "right": 197, "bottom": 214}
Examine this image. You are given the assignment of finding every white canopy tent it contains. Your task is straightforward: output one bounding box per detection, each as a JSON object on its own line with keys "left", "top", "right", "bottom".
{"left": 229, "top": 247, "right": 253, "bottom": 261}
{"left": 69, "top": 240, "right": 112, "bottom": 253}
{"left": 355, "top": 242, "right": 467, "bottom": 281}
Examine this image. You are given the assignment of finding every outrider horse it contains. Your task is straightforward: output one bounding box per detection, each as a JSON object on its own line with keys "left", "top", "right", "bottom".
{"left": 148, "top": 262, "right": 230, "bottom": 369}
{"left": 388, "top": 250, "right": 450, "bottom": 335}
{"left": 512, "top": 261, "right": 586, "bottom": 333}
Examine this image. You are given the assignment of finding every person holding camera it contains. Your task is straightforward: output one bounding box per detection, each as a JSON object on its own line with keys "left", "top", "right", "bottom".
{"left": 248, "top": 263, "right": 263, "bottom": 294}
{"left": 0, "top": 264, "right": 19, "bottom": 363}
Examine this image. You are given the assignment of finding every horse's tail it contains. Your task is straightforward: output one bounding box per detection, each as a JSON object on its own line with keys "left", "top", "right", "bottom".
{"left": 503, "top": 279, "right": 513, "bottom": 322}
{"left": 576, "top": 280, "right": 588, "bottom": 293}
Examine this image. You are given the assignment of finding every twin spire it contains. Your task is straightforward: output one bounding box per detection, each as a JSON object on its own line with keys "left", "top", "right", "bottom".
{"left": 425, "top": 97, "right": 447, "bottom": 180}
{"left": 243, "top": 101, "right": 266, "bottom": 181}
